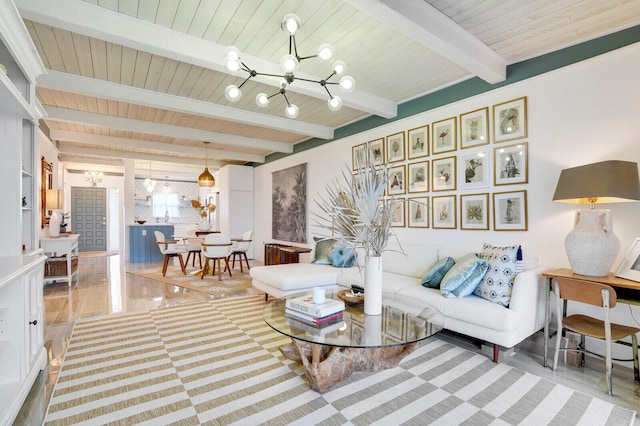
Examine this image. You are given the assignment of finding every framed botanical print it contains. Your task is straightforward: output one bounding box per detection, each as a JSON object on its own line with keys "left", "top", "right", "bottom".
{"left": 387, "top": 165, "right": 406, "bottom": 195}
{"left": 386, "top": 131, "right": 405, "bottom": 163}
{"left": 368, "top": 138, "right": 385, "bottom": 166}
{"left": 460, "top": 107, "right": 489, "bottom": 149}
{"left": 432, "top": 156, "right": 456, "bottom": 192}
{"left": 493, "top": 190, "right": 527, "bottom": 231}
{"left": 494, "top": 142, "right": 528, "bottom": 186}
{"left": 432, "top": 117, "right": 457, "bottom": 154}
{"left": 352, "top": 143, "right": 366, "bottom": 170}
{"left": 407, "top": 161, "right": 429, "bottom": 193}
{"left": 432, "top": 195, "right": 456, "bottom": 229}
{"left": 391, "top": 199, "right": 405, "bottom": 227}
{"left": 408, "top": 197, "right": 429, "bottom": 228}
{"left": 459, "top": 150, "right": 489, "bottom": 190}
{"left": 408, "top": 125, "right": 429, "bottom": 159}
{"left": 460, "top": 193, "right": 490, "bottom": 230}
{"left": 493, "top": 96, "right": 527, "bottom": 143}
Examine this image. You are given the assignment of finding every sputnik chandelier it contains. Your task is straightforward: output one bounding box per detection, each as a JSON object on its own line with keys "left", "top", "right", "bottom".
{"left": 85, "top": 170, "right": 103, "bottom": 187}
{"left": 224, "top": 13, "right": 355, "bottom": 119}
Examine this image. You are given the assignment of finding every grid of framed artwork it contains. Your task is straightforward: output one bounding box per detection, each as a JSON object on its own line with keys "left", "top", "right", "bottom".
{"left": 351, "top": 96, "right": 529, "bottom": 231}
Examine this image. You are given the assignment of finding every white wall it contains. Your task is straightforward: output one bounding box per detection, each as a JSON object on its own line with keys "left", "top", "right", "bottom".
{"left": 254, "top": 43, "right": 640, "bottom": 270}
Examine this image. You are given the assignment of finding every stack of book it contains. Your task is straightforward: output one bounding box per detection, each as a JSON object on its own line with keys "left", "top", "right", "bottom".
{"left": 285, "top": 295, "right": 345, "bottom": 335}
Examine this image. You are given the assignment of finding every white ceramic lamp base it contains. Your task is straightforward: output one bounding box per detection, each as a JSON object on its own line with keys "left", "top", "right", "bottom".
{"left": 49, "top": 210, "right": 61, "bottom": 238}
{"left": 565, "top": 209, "right": 620, "bottom": 277}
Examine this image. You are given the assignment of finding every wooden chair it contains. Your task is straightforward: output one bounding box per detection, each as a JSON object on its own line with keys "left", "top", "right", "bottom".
{"left": 230, "top": 230, "right": 253, "bottom": 272}
{"left": 201, "top": 233, "right": 232, "bottom": 281}
{"left": 154, "top": 231, "right": 187, "bottom": 277}
{"left": 552, "top": 277, "right": 640, "bottom": 395}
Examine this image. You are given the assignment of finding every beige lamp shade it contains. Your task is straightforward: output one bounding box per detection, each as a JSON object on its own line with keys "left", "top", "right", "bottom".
{"left": 45, "top": 189, "right": 63, "bottom": 210}
{"left": 552, "top": 160, "right": 640, "bottom": 206}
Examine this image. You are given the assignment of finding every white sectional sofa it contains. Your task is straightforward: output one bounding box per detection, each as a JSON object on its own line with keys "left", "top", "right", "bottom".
{"left": 250, "top": 243, "right": 548, "bottom": 362}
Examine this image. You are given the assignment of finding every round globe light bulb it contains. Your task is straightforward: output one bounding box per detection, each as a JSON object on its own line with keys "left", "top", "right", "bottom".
{"left": 333, "top": 60, "right": 347, "bottom": 76}
{"left": 225, "top": 56, "right": 241, "bottom": 72}
{"left": 328, "top": 96, "right": 342, "bottom": 111}
{"left": 225, "top": 46, "right": 239, "bottom": 60}
{"left": 281, "top": 14, "right": 301, "bottom": 35}
{"left": 256, "top": 93, "right": 270, "bottom": 107}
{"left": 279, "top": 54, "right": 299, "bottom": 74}
{"left": 317, "top": 43, "right": 335, "bottom": 61}
{"left": 339, "top": 75, "right": 355, "bottom": 92}
{"left": 285, "top": 104, "right": 299, "bottom": 119}
{"left": 225, "top": 85, "right": 241, "bottom": 102}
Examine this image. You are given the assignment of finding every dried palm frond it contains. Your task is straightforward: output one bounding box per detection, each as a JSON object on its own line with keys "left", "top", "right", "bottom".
{"left": 314, "top": 149, "right": 400, "bottom": 257}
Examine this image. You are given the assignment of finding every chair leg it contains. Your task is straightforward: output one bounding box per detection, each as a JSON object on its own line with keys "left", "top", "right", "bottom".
{"left": 178, "top": 254, "right": 186, "bottom": 275}
{"left": 201, "top": 259, "right": 209, "bottom": 280}
{"left": 216, "top": 258, "right": 222, "bottom": 281}
{"left": 198, "top": 252, "right": 202, "bottom": 269}
{"left": 162, "top": 255, "right": 170, "bottom": 276}
{"left": 231, "top": 253, "right": 237, "bottom": 270}
{"left": 224, "top": 257, "right": 232, "bottom": 278}
{"left": 492, "top": 344, "right": 500, "bottom": 363}
{"left": 632, "top": 334, "right": 639, "bottom": 383}
{"left": 265, "top": 293, "right": 269, "bottom": 302}
{"left": 242, "top": 252, "right": 250, "bottom": 271}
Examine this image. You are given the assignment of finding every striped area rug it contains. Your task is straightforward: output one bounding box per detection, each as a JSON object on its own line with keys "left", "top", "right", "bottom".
{"left": 44, "top": 295, "right": 636, "bottom": 425}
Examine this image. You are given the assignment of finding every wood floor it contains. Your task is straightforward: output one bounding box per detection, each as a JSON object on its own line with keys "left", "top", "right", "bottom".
{"left": 15, "top": 253, "right": 640, "bottom": 425}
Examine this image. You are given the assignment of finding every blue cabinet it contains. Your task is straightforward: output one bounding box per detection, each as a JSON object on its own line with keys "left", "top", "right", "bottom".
{"left": 129, "top": 225, "right": 174, "bottom": 263}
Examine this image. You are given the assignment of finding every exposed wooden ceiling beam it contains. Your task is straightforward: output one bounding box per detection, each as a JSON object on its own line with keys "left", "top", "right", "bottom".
{"left": 58, "top": 145, "right": 226, "bottom": 170}
{"left": 50, "top": 129, "right": 265, "bottom": 164}
{"left": 44, "top": 106, "right": 293, "bottom": 154}
{"left": 345, "top": 0, "right": 507, "bottom": 84}
{"left": 38, "top": 70, "right": 335, "bottom": 140}
{"left": 17, "top": 0, "right": 397, "bottom": 119}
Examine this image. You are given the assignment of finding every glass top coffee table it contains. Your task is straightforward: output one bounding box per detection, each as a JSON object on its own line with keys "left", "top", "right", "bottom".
{"left": 263, "top": 289, "right": 444, "bottom": 392}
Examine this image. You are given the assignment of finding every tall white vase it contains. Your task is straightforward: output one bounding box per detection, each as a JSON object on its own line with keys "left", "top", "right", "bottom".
{"left": 564, "top": 209, "right": 620, "bottom": 277}
{"left": 364, "top": 256, "right": 383, "bottom": 315}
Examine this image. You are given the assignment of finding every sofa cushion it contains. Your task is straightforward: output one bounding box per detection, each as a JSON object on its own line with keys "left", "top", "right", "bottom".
{"left": 327, "top": 244, "right": 356, "bottom": 267}
{"left": 250, "top": 263, "right": 338, "bottom": 291}
{"left": 312, "top": 237, "right": 337, "bottom": 265}
{"left": 421, "top": 256, "right": 455, "bottom": 288}
{"left": 440, "top": 254, "right": 489, "bottom": 298}
{"left": 382, "top": 243, "right": 439, "bottom": 278}
{"left": 473, "top": 243, "right": 520, "bottom": 307}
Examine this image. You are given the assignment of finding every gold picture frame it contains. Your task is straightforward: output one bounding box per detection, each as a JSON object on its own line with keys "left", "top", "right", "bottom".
{"left": 407, "top": 125, "right": 429, "bottom": 159}
{"left": 432, "top": 195, "right": 456, "bottom": 229}
{"left": 386, "top": 131, "right": 405, "bottom": 163}
{"left": 494, "top": 142, "right": 528, "bottom": 186}
{"left": 432, "top": 116, "right": 457, "bottom": 154}
{"left": 460, "top": 107, "right": 489, "bottom": 149}
{"left": 460, "top": 193, "right": 490, "bottom": 230}
{"left": 493, "top": 96, "right": 527, "bottom": 143}
{"left": 493, "top": 190, "right": 527, "bottom": 231}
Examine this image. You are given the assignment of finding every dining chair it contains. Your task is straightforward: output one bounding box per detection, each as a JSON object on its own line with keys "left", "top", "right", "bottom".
{"left": 230, "top": 230, "right": 253, "bottom": 272}
{"left": 154, "top": 231, "right": 187, "bottom": 277}
{"left": 552, "top": 277, "right": 640, "bottom": 395}
{"left": 201, "top": 233, "right": 232, "bottom": 281}
{"left": 183, "top": 228, "right": 203, "bottom": 269}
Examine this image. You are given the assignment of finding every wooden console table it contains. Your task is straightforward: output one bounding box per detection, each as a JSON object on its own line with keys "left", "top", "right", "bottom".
{"left": 542, "top": 268, "right": 640, "bottom": 367}
{"left": 264, "top": 243, "right": 311, "bottom": 265}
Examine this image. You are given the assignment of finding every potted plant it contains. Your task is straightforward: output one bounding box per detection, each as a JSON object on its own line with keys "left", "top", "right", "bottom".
{"left": 59, "top": 212, "right": 70, "bottom": 233}
{"left": 315, "top": 151, "right": 401, "bottom": 315}
{"left": 191, "top": 199, "right": 216, "bottom": 231}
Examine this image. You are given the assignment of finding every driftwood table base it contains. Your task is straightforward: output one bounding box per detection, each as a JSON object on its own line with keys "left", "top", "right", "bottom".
{"left": 280, "top": 339, "right": 419, "bottom": 392}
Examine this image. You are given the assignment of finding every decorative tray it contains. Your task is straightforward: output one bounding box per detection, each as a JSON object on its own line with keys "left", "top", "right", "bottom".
{"left": 337, "top": 289, "right": 364, "bottom": 305}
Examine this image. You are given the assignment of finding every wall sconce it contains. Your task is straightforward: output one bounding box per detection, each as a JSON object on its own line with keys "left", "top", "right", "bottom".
{"left": 45, "top": 189, "right": 63, "bottom": 238}
{"left": 553, "top": 160, "right": 640, "bottom": 276}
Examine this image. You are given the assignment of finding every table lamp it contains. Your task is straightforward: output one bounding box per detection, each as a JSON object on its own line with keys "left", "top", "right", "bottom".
{"left": 552, "top": 160, "right": 640, "bottom": 276}
{"left": 46, "top": 189, "right": 63, "bottom": 238}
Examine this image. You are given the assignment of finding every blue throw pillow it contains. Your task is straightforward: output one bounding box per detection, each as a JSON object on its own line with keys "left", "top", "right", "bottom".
{"left": 327, "top": 244, "right": 356, "bottom": 268}
{"left": 440, "top": 254, "right": 489, "bottom": 298}
{"left": 421, "top": 257, "right": 455, "bottom": 288}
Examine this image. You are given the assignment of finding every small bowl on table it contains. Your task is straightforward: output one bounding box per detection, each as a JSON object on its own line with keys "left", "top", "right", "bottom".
{"left": 135, "top": 220, "right": 146, "bottom": 225}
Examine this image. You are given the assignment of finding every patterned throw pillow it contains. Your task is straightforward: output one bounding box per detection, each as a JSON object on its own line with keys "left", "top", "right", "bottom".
{"left": 312, "top": 237, "right": 337, "bottom": 264}
{"left": 327, "top": 244, "right": 356, "bottom": 268}
{"left": 473, "top": 243, "right": 521, "bottom": 307}
{"left": 421, "top": 257, "right": 455, "bottom": 288}
{"left": 440, "top": 254, "right": 489, "bottom": 298}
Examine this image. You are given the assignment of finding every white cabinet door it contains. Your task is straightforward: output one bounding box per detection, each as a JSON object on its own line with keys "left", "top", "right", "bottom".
{"left": 24, "top": 262, "right": 44, "bottom": 372}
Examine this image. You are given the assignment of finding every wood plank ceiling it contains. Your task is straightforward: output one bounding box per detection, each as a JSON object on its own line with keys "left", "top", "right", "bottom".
{"left": 14, "top": 0, "right": 640, "bottom": 180}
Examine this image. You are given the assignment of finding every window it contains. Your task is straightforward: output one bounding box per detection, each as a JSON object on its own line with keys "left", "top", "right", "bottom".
{"left": 152, "top": 192, "right": 180, "bottom": 219}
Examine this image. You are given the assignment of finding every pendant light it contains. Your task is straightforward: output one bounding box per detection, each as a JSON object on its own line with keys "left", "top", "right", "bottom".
{"left": 198, "top": 141, "right": 215, "bottom": 187}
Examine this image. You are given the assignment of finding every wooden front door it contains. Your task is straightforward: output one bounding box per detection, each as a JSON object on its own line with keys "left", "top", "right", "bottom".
{"left": 71, "top": 187, "right": 107, "bottom": 252}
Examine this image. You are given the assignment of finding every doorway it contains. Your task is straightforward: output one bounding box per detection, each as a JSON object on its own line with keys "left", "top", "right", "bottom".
{"left": 71, "top": 187, "right": 107, "bottom": 252}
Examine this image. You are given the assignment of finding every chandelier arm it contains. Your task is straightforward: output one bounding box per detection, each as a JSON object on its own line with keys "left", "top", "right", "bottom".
{"left": 324, "top": 71, "right": 337, "bottom": 81}
{"left": 323, "top": 85, "right": 334, "bottom": 98}
{"left": 267, "top": 91, "right": 282, "bottom": 100}
{"left": 282, "top": 92, "right": 292, "bottom": 107}
{"left": 297, "top": 54, "right": 318, "bottom": 61}
{"left": 236, "top": 74, "right": 254, "bottom": 89}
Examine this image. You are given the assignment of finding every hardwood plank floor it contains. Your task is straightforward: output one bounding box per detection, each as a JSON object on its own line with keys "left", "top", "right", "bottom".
{"left": 14, "top": 253, "right": 640, "bottom": 425}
